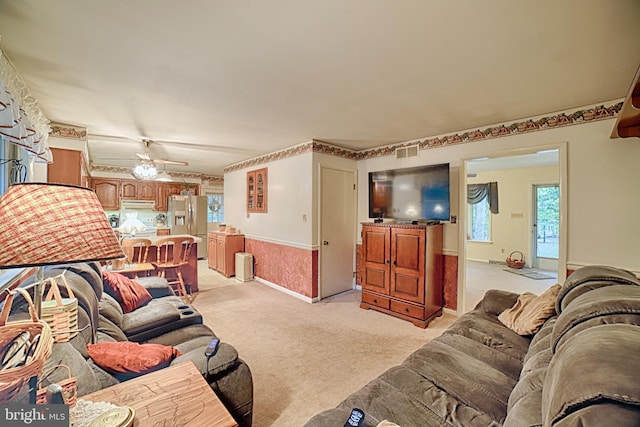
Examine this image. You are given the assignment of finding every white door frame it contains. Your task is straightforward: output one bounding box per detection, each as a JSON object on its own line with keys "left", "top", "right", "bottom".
{"left": 318, "top": 164, "right": 358, "bottom": 301}
{"left": 457, "top": 142, "right": 568, "bottom": 315}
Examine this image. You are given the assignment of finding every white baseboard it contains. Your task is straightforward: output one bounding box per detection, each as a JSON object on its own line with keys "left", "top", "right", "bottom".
{"left": 254, "top": 276, "right": 316, "bottom": 303}
{"left": 443, "top": 307, "right": 458, "bottom": 317}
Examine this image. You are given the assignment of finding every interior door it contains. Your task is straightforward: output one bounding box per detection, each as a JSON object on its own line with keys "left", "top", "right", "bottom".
{"left": 320, "top": 167, "right": 356, "bottom": 299}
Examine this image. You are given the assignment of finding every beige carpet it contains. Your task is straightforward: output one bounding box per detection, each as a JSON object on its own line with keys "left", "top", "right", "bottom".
{"left": 191, "top": 261, "right": 456, "bottom": 427}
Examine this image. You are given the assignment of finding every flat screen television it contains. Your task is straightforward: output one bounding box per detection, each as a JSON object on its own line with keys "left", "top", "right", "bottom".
{"left": 368, "top": 163, "right": 450, "bottom": 222}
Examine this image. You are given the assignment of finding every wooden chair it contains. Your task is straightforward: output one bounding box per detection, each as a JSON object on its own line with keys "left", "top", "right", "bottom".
{"left": 152, "top": 236, "right": 194, "bottom": 303}
{"left": 120, "top": 238, "right": 152, "bottom": 277}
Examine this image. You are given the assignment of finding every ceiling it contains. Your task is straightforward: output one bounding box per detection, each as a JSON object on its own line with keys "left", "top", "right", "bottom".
{"left": 1, "top": 1, "right": 639, "bottom": 177}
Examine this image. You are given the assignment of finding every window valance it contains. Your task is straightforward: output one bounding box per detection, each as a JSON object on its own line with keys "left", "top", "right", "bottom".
{"left": 0, "top": 49, "right": 51, "bottom": 162}
{"left": 467, "top": 182, "right": 499, "bottom": 214}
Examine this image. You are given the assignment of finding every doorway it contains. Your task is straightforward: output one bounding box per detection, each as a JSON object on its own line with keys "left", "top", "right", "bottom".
{"left": 532, "top": 184, "right": 559, "bottom": 271}
{"left": 319, "top": 166, "right": 356, "bottom": 299}
{"left": 462, "top": 146, "right": 566, "bottom": 313}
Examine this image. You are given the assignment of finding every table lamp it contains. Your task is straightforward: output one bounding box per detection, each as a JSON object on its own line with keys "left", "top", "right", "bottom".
{"left": 0, "top": 183, "right": 125, "bottom": 313}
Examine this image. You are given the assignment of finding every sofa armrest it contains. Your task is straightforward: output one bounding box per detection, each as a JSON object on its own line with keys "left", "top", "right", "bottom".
{"left": 135, "top": 276, "right": 175, "bottom": 298}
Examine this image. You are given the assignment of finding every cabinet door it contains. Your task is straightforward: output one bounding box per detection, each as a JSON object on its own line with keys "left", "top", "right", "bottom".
{"left": 246, "top": 171, "right": 255, "bottom": 211}
{"left": 47, "top": 148, "right": 82, "bottom": 186}
{"left": 207, "top": 234, "right": 217, "bottom": 269}
{"left": 390, "top": 227, "right": 425, "bottom": 304}
{"left": 216, "top": 236, "right": 226, "bottom": 274}
{"left": 93, "top": 179, "right": 120, "bottom": 210}
{"left": 137, "top": 182, "right": 156, "bottom": 200}
{"left": 255, "top": 169, "right": 267, "bottom": 212}
{"left": 122, "top": 181, "right": 137, "bottom": 199}
{"left": 362, "top": 226, "right": 390, "bottom": 295}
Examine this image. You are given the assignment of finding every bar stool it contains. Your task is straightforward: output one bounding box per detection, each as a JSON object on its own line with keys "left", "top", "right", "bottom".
{"left": 152, "top": 236, "right": 194, "bottom": 303}
{"left": 120, "top": 238, "right": 152, "bottom": 277}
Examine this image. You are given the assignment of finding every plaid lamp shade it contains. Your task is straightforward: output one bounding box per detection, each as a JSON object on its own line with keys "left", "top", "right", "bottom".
{"left": 0, "top": 183, "right": 124, "bottom": 268}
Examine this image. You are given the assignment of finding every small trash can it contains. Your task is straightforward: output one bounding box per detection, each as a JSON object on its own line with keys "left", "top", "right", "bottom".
{"left": 235, "top": 252, "right": 254, "bottom": 282}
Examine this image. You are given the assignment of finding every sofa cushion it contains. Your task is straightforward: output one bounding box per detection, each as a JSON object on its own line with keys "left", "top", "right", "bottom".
{"left": 556, "top": 265, "right": 640, "bottom": 314}
{"left": 498, "top": 284, "right": 560, "bottom": 336}
{"left": 552, "top": 285, "right": 640, "bottom": 354}
{"left": 87, "top": 341, "right": 182, "bottom": 381}
{"left": 98, "top": 293, "right": 124, "bottom": 327}
{"left": 98, "top": 314, "right": 128, "bottom": 342}
{"left": 135, "top": 276, "right": 175, "bottom": 298}
{"left": 120, "top": 301, "right": 181, "bottom": 336}
{"left": 543, "top": 324, "right": 640, "bottom": 425}
{"left": 403, "top": 339, "right": 516, "bottom": 423}
{"left": 102, "top": 271, "right": 153, "bottom": 313}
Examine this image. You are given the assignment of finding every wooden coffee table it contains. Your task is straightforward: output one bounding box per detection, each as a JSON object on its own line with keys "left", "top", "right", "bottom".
{"left": 81, "top": 361, "right": 237, "bottom": 426}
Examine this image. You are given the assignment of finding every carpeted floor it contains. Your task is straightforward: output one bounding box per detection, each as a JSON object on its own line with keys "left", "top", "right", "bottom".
{"left": 191, "top": 262, "right": 456, "bottom": 427}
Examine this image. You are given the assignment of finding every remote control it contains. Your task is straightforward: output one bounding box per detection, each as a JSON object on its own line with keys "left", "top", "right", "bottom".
{"left": 344, "top": 408, "right": 364, "bottom": 427}
{"left": 205, "top": 338, "right": 220, "bottom": 357}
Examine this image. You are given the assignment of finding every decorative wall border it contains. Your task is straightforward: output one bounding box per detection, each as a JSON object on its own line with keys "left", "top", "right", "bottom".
{"left": 49, "top": 122, "right": 87, "bottom": 140}
{"left": 225, "top": 101, "right": 622, "bottom": 172}
{"left": 90, "top": 162, "right": 223, "bottom": 182}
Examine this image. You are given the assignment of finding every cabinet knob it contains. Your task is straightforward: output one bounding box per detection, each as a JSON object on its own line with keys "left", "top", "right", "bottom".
{"left": 323, "top": 240, "right": 329, "bottom": 246}
{"left": 404, "top": 308, "right": 409, "bottom": 313}
{"left": 373, "top": 299, "right": 378, "bottom": 303}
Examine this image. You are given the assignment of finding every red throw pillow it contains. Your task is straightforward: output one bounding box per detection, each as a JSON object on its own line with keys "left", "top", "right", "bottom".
{"left": 87, "top": 341, "right": 182, "bottom": 379}
{"left": 102, "top": 271, "right": 153, "bottom": 313}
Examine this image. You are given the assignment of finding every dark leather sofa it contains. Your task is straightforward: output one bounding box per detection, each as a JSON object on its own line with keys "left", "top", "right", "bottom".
{"left": 9, "top": 262, "right": 253, "bottom": 426}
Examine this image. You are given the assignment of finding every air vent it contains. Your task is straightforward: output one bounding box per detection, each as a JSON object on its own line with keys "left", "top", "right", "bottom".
{"left": 396, "top": 145, "right": 419, "bottom": 159}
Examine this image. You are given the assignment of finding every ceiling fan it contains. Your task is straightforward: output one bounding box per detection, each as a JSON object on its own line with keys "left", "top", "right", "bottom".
{"left": 132, "top": 139, "right": 188, "bottom": 180}
{"left": 136, "top": 139, "right": 188, "bottom": 166}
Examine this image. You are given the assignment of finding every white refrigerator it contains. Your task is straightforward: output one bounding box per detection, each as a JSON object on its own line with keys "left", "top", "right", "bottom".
{"left": 167, "top": 195, "right": 208, "bottom": 259}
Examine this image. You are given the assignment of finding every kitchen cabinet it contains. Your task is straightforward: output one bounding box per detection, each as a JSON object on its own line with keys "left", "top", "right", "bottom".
{"left": 156, "top": 183, "right": 183, "bottom": 211}
{"left": 91, "top": 179, "right": 200, "bottom": 212}
{"left": 208, "top": 232, "right": 245, "bottom": 277}
{"left": 246, "top": 168, "right": 267, "bottom": 213}
{"left": 93, "top": 179, "right": 121, "bottom": 210}
{"left": 121, "top": 180, "right": 156, "bottom": 200}
{"left": 360, "top": 223, "right": 443, "bottom": 328}
{"left": 47, "top": 148, "right": 90, "bottom": 187}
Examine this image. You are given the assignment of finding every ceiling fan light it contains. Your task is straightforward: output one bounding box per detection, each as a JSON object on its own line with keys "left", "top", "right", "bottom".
{"left": 132, "top": 162, "right": 158, "bottom": 180}
{"left": 156, "top": 170, "right": 173, "bottom": 182}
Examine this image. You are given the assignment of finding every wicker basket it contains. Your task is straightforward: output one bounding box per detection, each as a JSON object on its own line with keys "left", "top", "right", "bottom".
{"left": 506, "top": 251, "right": 525, "bottom": 269}
{"left": 0, "top": 288, "right": 54, "bottom": 403}
{"left": 36, "top": 364, "right": 78, "bottom": 407}
{"left": 40, "top": 275, "right": 78, "bottom": 343}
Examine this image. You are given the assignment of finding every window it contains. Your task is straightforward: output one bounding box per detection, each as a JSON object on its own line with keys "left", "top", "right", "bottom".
{"left": 468, "top": 197, "right": 491, "bottom": 241}
{"left": 207, "top": 194, "right": 224, "bottom": 223}
{"left": 0, "top": 138, "right": 29, "bottom": 195}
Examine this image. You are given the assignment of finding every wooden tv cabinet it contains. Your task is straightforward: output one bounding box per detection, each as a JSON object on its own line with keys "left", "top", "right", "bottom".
{"left": 360, "top": 223, "right": 444, "bottom": 328}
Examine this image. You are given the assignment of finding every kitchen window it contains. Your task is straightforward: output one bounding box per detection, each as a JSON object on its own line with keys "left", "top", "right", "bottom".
{"left": 207, "top": 194, "right": 224, "bottom": 223}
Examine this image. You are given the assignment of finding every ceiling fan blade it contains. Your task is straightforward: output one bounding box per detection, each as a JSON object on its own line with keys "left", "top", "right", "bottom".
{"left": 135, "top": 152, "right": 151, "bottom": 161}
{"left": 154, "top": 159, "right": 189, "bottom": 166}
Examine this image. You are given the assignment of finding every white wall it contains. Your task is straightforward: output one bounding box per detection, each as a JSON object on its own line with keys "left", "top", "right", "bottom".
{"left": 225, "top": 152, "right": 315, "bottom": 247}
{"left": 467, "top": 165, "right": 559, "bottom": 263}
{"left": 358, "top": 118, "right": 640, "bottom": 272}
